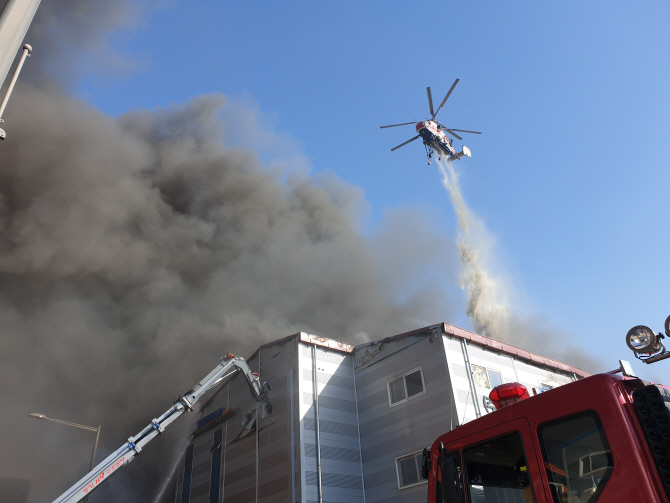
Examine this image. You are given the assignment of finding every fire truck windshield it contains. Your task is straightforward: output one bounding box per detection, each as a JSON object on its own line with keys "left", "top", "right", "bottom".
{"left": 462, "top": 432, "right": 534, "bottom": 503}
{"left": 538, "top": 411, "right": 613, "bottom": 503}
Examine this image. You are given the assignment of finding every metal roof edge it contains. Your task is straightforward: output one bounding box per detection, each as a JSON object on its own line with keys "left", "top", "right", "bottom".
{"left": 244, "top": 332, "right": 302, "bottom": 363}
{"left": 241, "top": 322, "right": 591, "bottom": 378}
{"left": 440, "top": 323, "right": 591, "bottom": 378}
{"left": 352, "top": 324, "right": 441, "bottom": 351}
{"left": 298, "top": 332, "right": 355, "bottom": 353}
{"left": 246, "top": 331, "right": 354, "bottom": 362}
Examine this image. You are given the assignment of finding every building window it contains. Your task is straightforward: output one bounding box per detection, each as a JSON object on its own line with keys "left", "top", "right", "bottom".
{"left": 396, "top": 451, "right": 426, "bottom": 489}
{"left": 535, "top": 380, "right": 560, "bottom": 394}
{"left": 388, "top": 367, "right": 425, "bottom": 406}
{"left": 471, "top": 365, "right": 503, "bottom": 389}
{"left": 181, "top": 443, "right": 195, "bottom": 503}
{"left": 209, "top": 429, "right": 223, "bottom": 503}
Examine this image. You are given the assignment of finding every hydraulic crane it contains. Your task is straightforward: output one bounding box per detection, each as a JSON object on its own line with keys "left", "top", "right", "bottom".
{"left": 51, "top": 353, "right": 271, "bottom": 503}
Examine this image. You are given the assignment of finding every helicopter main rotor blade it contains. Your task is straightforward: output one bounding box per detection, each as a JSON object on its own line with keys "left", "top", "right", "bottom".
{"left": 391, "top": 135, "right": 420, "bottom": 151}
{"left": 432, "top": 78, "right": 459, "bottom": 119}
{"left": 380, "top": 122, "right": 417, "bottom": 129}
{"left": 449, "top": 129, "right": 482, "bottom": 134}
{"left": 442, "top": 128, "right": 463, "bottom": 141}
{"left": 427, "top": 87, "right": 434, "bottom": 117}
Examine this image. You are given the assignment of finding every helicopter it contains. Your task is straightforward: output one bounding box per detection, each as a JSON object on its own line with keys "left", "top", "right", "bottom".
{"left": 380, "top": 79, "right": 481, "bottom": 165}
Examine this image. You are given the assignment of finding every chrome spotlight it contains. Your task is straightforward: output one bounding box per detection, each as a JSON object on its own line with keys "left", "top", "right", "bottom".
{"left": 626, "top": 325, "right": 662, "bottom": 354}
{"left": 626, "top": 316, "right": 670, "bottom": 364}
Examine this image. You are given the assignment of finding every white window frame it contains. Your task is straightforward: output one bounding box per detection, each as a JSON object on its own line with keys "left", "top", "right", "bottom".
{"left": 487, "top": 368, "right": 503, "bottom": 388}
{"left": 395, "top": 450, "right": 427, "bottom": 490}
{"left": 541, "top": 378, "right": 560, "bottom": 389}
{"left": 387, "top": 366, "right": 426, "bottom": 407}
{"left": 471, "top": 364, "right": 503, "bottom": 390}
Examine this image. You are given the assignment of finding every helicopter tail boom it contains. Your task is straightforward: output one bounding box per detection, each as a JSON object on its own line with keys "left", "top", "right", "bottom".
{"left": 447, "top": 145, "right": 471, "bottom": 162}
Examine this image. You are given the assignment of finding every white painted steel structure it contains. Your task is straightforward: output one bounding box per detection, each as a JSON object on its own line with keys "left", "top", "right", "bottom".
{"left": 0, "top": 0, "right": 40, "bottom": 89}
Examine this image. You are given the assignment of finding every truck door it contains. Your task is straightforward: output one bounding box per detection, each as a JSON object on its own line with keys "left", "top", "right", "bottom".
{"left": 437, "top": 418, "right": 548, "bottom": 503}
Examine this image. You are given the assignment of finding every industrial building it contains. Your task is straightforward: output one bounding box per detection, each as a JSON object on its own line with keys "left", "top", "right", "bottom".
{"left": 174, "top": 322, "right": 588, "bottom": 503}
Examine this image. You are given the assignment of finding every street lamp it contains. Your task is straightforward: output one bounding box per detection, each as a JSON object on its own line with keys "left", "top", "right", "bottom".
{"left": 29, "top": 413, "right": 101, "bottom": 502}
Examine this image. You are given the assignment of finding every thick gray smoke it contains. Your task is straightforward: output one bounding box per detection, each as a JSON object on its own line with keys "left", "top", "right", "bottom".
{"left": 0, "top": 4, "right": 601, "bottom": 502}
{"left": 437, "top": 159, "right": 601, "bottom": 373}
{"left": 0, "top": 4, "right": 454, "bottom": 500}
{"left": 20, "top": 0, "right": 147, "bottom": 89}
{"left": 0, "top": 69, "right": 457, "bottom": 503}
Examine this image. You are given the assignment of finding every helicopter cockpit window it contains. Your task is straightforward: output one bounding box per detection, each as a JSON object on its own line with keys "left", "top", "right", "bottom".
{"left": 463, "top": 432, "right": 535, "bottom": 503}
{"left": 538, "top": 411, "right": 613, "bottom": 503}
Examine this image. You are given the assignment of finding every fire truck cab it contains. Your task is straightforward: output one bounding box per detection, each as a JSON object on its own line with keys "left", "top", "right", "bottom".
{"left": 425, "top": 373, "right": 670, "bottom": 503}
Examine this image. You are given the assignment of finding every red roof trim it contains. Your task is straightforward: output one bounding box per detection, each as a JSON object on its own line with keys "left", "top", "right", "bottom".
{"left": 243, "top": 324, "right": 590, "bottom": 378}
{"left": 441, "top": 323, "right": 591, "bottom": 378}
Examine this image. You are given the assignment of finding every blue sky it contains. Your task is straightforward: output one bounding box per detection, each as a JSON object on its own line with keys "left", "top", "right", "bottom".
{"left": 77, "top": 1, "right": 670, "bottom": 378}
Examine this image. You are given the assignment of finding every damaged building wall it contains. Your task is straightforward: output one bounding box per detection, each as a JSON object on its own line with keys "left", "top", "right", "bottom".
{"left": 176, "top": 336, "right": 301, "bottom": 503}
{"left": 174, "top": 324, "right": 588, "bottom": 503}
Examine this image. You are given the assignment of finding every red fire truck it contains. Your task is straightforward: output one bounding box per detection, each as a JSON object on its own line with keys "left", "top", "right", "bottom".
{"left": 422, "top": 364, "right": 670, "bottom": 503}
{"left": 422, "top": 317, "right": 670, "bottom": 503}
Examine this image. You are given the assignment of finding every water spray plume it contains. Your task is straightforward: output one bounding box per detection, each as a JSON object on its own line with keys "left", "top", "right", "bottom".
{"left": 437, "top": 160, "right": 510, "bottom": 340}
{"left": 435, "top": 159, "right": 601, "bottom": 374}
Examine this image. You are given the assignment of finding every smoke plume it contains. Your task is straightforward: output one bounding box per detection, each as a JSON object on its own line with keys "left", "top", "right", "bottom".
{"left": 0, "top": 58, "right": 457, "bottom": 503}
{"left": 437, "top": 159, "right": 600, "bottom": 372}
{"left": 0, "top": 3, "right": 601, "bottom": 502}
{"left": 438, "top": 161, "right": 510, "bottom": 339}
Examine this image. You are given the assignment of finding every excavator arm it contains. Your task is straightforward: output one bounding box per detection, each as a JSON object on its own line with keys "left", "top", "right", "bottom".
{"left": 51, "top": 354, "right": 271, "bottom": 503}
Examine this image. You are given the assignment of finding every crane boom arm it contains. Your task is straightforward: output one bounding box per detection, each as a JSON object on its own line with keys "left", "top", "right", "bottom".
{"left": 51, "top": 354, "right": 271, "bottom": 503}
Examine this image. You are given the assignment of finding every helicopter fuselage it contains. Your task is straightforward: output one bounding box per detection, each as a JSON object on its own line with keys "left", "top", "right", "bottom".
{"left": 416, "top": 120, "right": 457, "bottom": 159}
{"left": 380, "top": 80, "right": 480, "bottom": 164}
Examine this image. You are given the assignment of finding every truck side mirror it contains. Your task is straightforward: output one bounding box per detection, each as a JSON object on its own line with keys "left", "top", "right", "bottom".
{"left": 440, "top": 458, "right": 460, "bottom": 503}
{"left": 421, "top": 447, "right": 431, "bottom": 480}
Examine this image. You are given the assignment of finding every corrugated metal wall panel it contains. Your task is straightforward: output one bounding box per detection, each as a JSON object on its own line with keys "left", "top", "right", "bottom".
{"left": 299, "top": 342, "right": 365, "bottom": 503}
{"left": 367, "top": 490, "right": 426, "bottom": 503}
{"left": 355, "top": 334, "right": 454, "bottom": 503}
{"left": 360, "top": 420, "right": 449, "bottom": 461}
{"left": 443, "top": 334, "right": 579, "bottom": 424}
{"left": 443, "top": 335, "right": 478, "bottom": 423}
